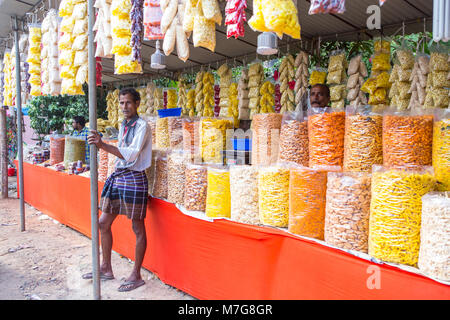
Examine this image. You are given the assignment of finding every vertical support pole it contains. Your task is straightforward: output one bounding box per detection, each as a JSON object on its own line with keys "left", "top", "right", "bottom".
{"left": 0, "top": 107, "right": 7, "bottom": 199}
{"left": 14, "top": 16, "right": 25, "bottom": 232}
{"left": 88, "top": 0, "right": 100, "bottom": 300}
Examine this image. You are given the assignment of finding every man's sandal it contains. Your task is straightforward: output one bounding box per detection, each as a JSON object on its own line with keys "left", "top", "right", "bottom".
{"left": 82, "top": 272, "right": 115, "bottom": 280}
{"left": 118, "top": 279, "right": 145, "bottom": 292}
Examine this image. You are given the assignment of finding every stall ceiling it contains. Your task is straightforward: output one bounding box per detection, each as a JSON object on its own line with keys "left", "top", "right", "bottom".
{"left": 0, "top": 0, "right": 434, "bottom": 82}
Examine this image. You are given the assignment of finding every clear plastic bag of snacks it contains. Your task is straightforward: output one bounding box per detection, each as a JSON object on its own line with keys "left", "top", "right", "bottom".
{"left": 308, "top": 107, "right": 345, "bottom": 167}
{"left": 167, "top": 150, "right": 188, "bottom": 205}
{"left": 308, "top": 0, "right": 346, "bottom": 14}
{"left": 382, "top": 107, "right": 433, "bottom": 167}
{"left": 278, "top": 111, "right": 309, "bottom": 166}
{"left": 369, "top": 165, "right": 435, "bottom": 266}
{"left": 156, "top": 116, "right": 170, "bottom": 149}
{"left": 193, "top": 5, "right": 216, "bottom": 52}
{"left": 205, "top": 165, "right": 231, "bottom": 218}
{"left": 432, "top": 108, "right": 450, "bottom": 191}
{"left": 152, "top": 150, "right": 169, "bottom": 199}
{"left": 258, "top": 164, "right": 290, "bottom": 227}
{"left": 229, "top": 165, "right": 260, "bottom": 225}
{"left": 168, "top": 116, "right": 183, "bottom": 149}
{"left": 343, "top": 105, "right": 383, "bottom": 172}
{"left": 325, "top": 172, "right": 371, "bottom": 253}
{"left": 418, "top": 192, "right": 450, "bottom": 281}
{"left": 200, "top": 117, "right": 233, "bottom": 164}
{"left": 251, "top": 113, "right": 283, "bottom": 165}
{"left": 309, "top": 67, "right": 327, "bottom": 86}
{"left": 184, "top": 163, "right": 208, "bottom": 211}
{"left": 289, "top": 165, "right": 340, "bottom": 240}
{"left": 182, "top": 117, "right": 200, "bottom": 157}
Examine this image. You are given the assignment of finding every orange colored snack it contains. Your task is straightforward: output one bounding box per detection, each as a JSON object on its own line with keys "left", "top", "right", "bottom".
{"left": 308, "top": 108, "right": 345, "bottom": 167}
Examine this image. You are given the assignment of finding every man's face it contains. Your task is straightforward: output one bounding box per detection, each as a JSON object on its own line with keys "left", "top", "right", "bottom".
{"left": 310, "top": 86, "right": 330, "bottom": 108}
{"left": 119, "top": 93, "right": 139, "bottom": 119}
{"left": 72, "top": 120, "right": 80, "bottom": 131}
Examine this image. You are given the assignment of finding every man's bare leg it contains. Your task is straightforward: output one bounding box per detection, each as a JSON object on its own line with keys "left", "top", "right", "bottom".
{"left": 118, "top": 219, "right": 147, "bottom": 291}
{"left": 98, "top": 212, "right": 118, "bottom": 278}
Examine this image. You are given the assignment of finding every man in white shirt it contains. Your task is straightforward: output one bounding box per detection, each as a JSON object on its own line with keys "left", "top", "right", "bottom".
{"left": 84, "top": 87, "right": 152, "bottom": 292}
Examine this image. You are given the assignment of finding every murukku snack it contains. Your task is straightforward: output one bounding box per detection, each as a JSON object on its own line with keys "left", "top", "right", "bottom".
{"left": 343, "top": 105, "right": 383, "bottom": 172}
{"left": 418, "top": 192, "right": 450, "bottom": 281}
{"left": 325, "top": 172, "right": 371, "bottom": 253}
{"left": 432, "top": 109, "right": 450, "bottom": 191}
{"left": 369, "top": 165, "right": 435, "bottom": 266}
{"left": 258, "top": 165, "right": 290, "bottom": 227}
{"left": 278, "top": 111, "right": 309, "bottom": 166}
{"left": 382, "top": 108, "right": 433, "bottom": 167}
{"left": 308, "top": 108, "right": 345, "bottom": 167}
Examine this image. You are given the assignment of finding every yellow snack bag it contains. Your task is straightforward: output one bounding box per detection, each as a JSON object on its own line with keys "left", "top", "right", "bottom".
{"left": 372, "top": 53, "right": 391, "bottom": 72}
{"left": 248, "top": 0, "right": 270, "bottom": 33}
{"left": 309, "top": 68, "right": 327, "bottom": 86}
{"left": 261, "top": 0, "right": 301, "bottom": 39}
{"left": 361, "top": 77, "right": 377, "bottom": 95}
{"left": 205, "top": 167, "right": 231, "bottom": 218}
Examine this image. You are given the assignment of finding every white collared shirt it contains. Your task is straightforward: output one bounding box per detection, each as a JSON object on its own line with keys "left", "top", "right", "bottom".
{"left": 115, "top": 117, "right": 152, "bottom": 172}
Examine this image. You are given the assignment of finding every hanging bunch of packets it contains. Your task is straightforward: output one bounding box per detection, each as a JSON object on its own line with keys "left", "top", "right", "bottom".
{"left": 326, "top": 50, "right": 348, "bottom": 110}
{"left": 225, "top": 0, "right": 246, "bottom": 39}
{"left": 94, "top": 0, "right": 113, "bottom": 58}
{"left": 202, "top": 71, "right": 215, "bottom": 117}
{"left": 217, "top": 63, "right": 232, "bottom": 117}
{"left": 58, "top": 0, "right": 85, "bottom": 95}
{"left": 279, "top": 54, "right": 295, "bottom": 113}
{"left": 27, "top": 24, "right": 42, "bottom": 97}
{"left": 424, "top": 50, "right": 449, "bottom": 108}
{"left": 10, "top": 45, "right": 17, "bottom": 106}
{"left": 388, "top": 47, "right": 415, "bottom": 110}
{"left": 41, "top": 9, "right": 61, "bottom": 96}
{"left": 361, "top": 38, "right": 391, "bottom": 108}
{"left": 184, "top": 0, "right": 222, "bottom": 52}
{"left": 143, "top": 0, "right": 164, "bottom": 41}
{"left": 161, "top": 0, "right": 190, "bottom": 61}
{"left": 2, "top": 52, "right": 13, "bottom": 106}
{"left": 248, "top": 0, "right": 301, "bottom": 39}
{"left": 111, "top": 0, "right": 142, "bottom": 74}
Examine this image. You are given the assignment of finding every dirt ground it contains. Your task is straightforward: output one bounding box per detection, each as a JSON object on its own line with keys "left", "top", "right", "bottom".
{"left": 0, "top": 176, "right": 195, "bottom": 300}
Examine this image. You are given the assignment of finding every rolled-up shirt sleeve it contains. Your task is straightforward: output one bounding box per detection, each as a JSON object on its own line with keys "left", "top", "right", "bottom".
{"left": 118, "top": 122, "right": 149, "bottom": 163}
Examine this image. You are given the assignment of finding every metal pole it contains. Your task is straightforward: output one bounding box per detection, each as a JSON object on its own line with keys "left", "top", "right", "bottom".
{"left": 13, "top": 16, "right": 25, "bottom": 232}
{"left": 88, "top": 0, "right": 100, "bottom": 300}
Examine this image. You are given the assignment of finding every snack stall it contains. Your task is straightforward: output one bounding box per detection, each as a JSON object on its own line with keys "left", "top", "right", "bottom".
{"left": 2, "top": 0, "right": 450, "bottom": 299}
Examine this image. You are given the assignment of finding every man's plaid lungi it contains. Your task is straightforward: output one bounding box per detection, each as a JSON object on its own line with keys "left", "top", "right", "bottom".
{"left": 100, "top": 169, "right": 148, "bottom": 220}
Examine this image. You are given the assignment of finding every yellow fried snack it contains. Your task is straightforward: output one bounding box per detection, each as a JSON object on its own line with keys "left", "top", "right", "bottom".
{"left": 205, "top": 168, "right": 231, "bottom": 218}
{"left": 369, "top": 166, "right": 435, "bottom": 266}
{"left": 309, "top": 69, "right": 327, "bottom": 86}
{"left": 258, "top": 166, "right": 290, "bottom": 227}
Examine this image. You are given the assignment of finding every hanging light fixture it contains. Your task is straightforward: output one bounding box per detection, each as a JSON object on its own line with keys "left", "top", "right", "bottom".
{"left": 151, "top": 40, "right": 166, "bottom": 69}
{"left": 257, "top": 32, "right": 278, "bottom": 55}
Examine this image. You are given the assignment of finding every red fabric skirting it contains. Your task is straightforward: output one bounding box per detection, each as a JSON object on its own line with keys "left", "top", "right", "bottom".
{"left": 17, "top": 161, "right": 450, "bottom": 300}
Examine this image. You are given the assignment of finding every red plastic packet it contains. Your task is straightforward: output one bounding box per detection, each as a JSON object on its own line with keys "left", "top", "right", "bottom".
{"left": 308, "top": 0, "right": 346, "bottom": 15}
